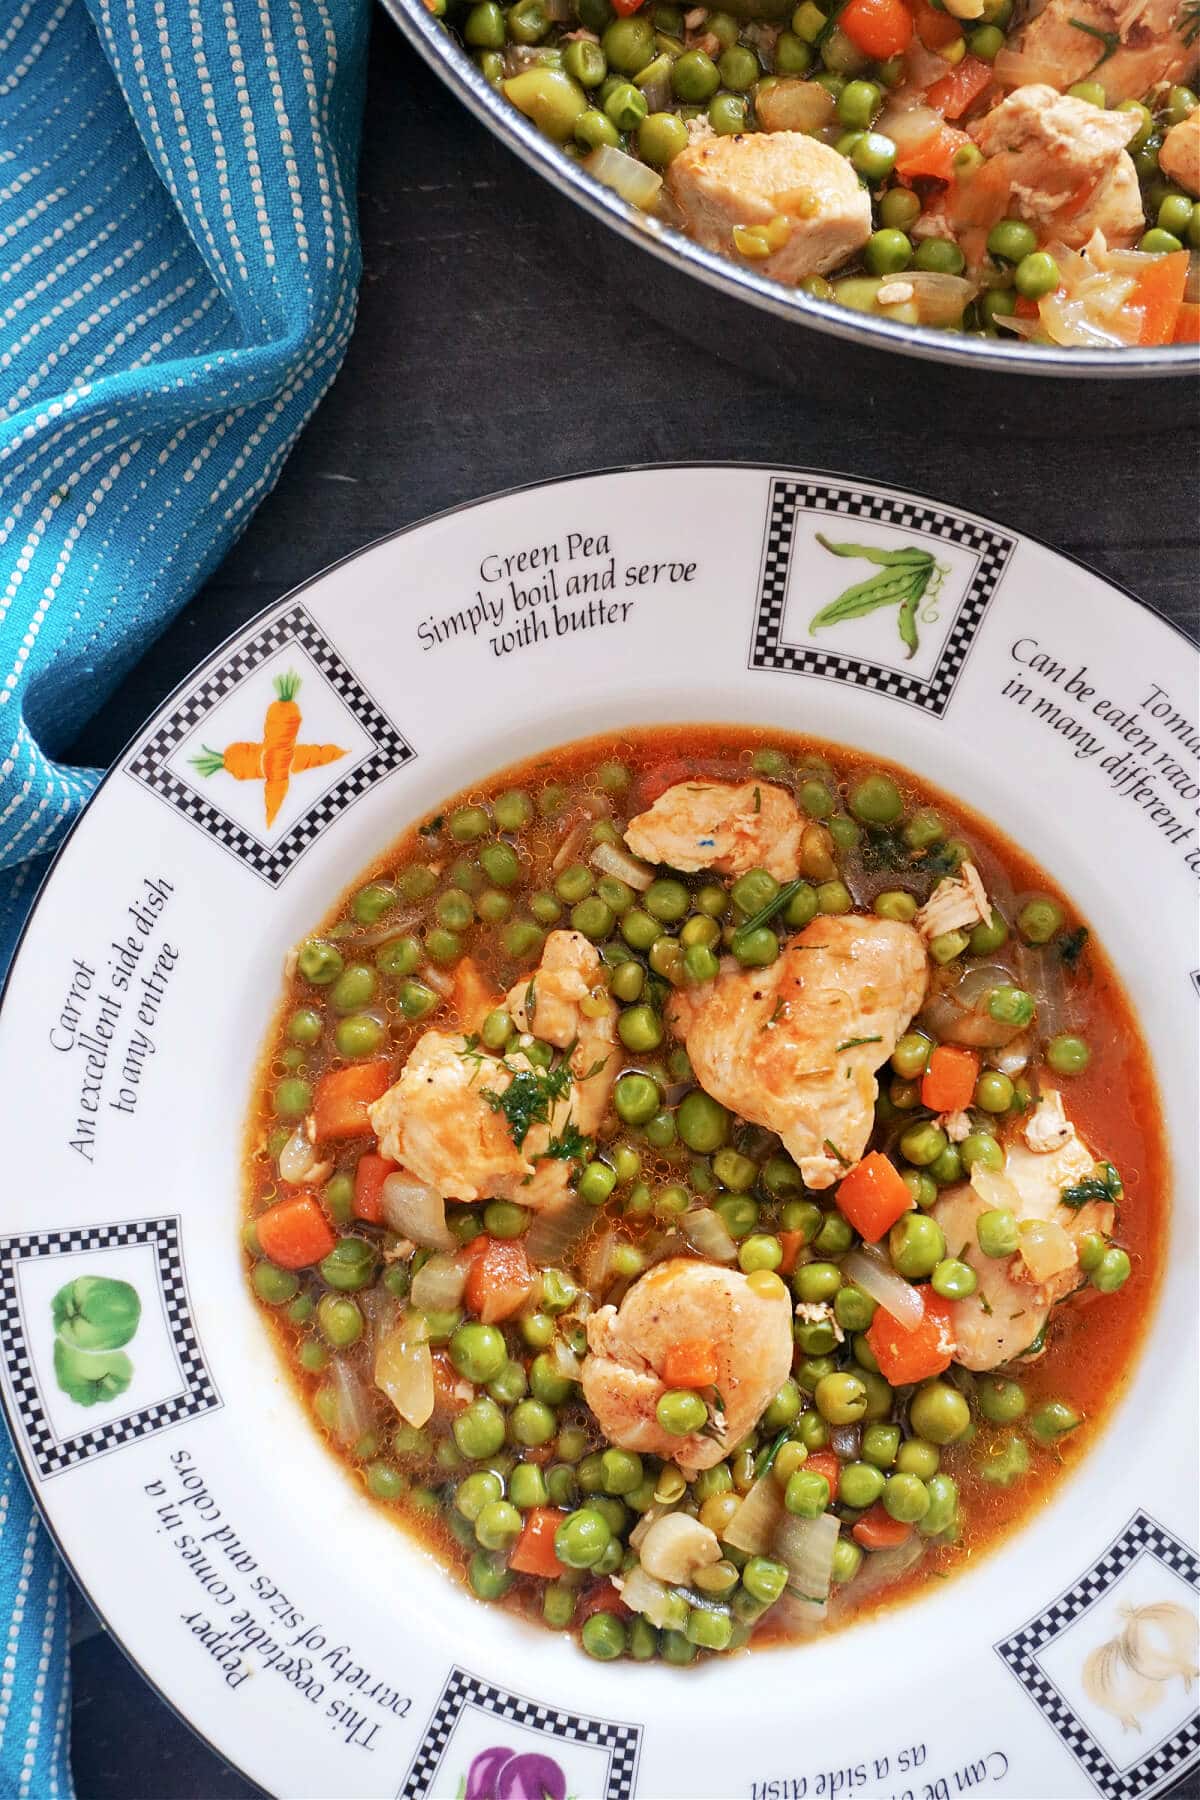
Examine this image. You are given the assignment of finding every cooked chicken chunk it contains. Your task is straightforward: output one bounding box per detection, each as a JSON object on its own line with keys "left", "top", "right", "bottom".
{"left": 1161, "top": 113, "right": 1200, "bottom": 197}
{"left": 369, "top": 938, "right": 617, "bottom": 1209}
{"left": 623, "top": 779, "right": 805, "bottom": 881}
{"left": 1006, "top": 0, "right": 1194, "bottom": 105}
{"left": 933, "top": 1096, "right": 1115, "bottom": 1369}
{"left": 581, "top": 1259, "right": 793, "bottom": 1471}
{"left": 969, "top": 86, "right": 1143, "bottom": 248}
{"left": 668, "top": 916, "right": 928, "bottom": 1189}
{"left": 666, "top": 131, "right": 871, "bottom": 286}
{"left": 914, "top": 862, "right": 990, "bottom": 943}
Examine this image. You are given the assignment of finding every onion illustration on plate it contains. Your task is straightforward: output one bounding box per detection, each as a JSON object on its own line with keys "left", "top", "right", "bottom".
{"left": 460, "top": 1745, "right": 569, "bottom": 1800}
{"left": 1082, "top": 1602, "right": 1199, "bottom": 1732}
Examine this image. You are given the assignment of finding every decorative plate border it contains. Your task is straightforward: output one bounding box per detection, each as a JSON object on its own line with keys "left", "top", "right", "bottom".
{"left": 0, "top": 1215, "right": 220, "bottom": 1480}
{"left": 398, "top": 1666, "right": 642, "bottom": 1800}
{"left": 125, "top": 602, "right": 415, "bottom": 885}
{"left": 750, "top": 477, "right": 1015, "bottom": 716}
{"left": 995, "top": 1510, "right": 1200, "bottom": 1800}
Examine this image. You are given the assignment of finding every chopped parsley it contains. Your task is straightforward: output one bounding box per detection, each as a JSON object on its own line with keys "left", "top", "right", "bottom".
{"left": 1061, "top": 1161, "right": 1122, "bottom": 1208}
{"left": 762, "top": 996, "right": 788, "bottom": 1031}
{"left": 823, "top": 1138, "right": 850, "bottom": 1168}
{"left": 752, "top": 786, "right": 762, "bottom": 814}
{"left": 1058, "top": 925, "right": 1089, "bottom": 967}
{"left": 837, "top": 1035, "right": 882, "bottom": 1052}
{"left": 541, "top": 1120, "right": 592, "bottom": 1163}
{"left": 523, "top": 977, "right": 538, "bottom": 1023}
{"left": 418, "top": 814, "right": 444, "bottom": 837}
{"left": 480, "top": 1060, "right": 573, "bottom": 1150}
{"left": 1068, "top": 16, "right": 1120, "bottom": 65}
{"left": 733, "top": 877, "right": 805, "bottom": 947}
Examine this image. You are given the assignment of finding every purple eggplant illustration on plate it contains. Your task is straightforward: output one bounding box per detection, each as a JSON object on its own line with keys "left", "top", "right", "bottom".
{"left": 461, "top": 1744, "right": 569, "bottom": 1800}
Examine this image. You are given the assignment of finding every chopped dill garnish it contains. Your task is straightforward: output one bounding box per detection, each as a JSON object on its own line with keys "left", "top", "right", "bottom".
{"left": 837, "top": 1035, "right": 882, "bottom": 1051}
{"left": 418, "top": 814, "right": 444, "bottom": 837}
{"left": 752, "top": 786, "right": 762, "bottom": 813}
{"left": 1061, "top": 1162, "right": 1122, "bottom": 1208}
{"left": 733, "top": 877, "right": 804, "bottom": 947}
{"left": 823, "top": 1138, "right": 850, "bottom": 1167}
{"left": 1068, "top": 16, "right": 1119, "bottom": 64}
{"left": 541, "top": 1119, "right": 592, "bottom": 1163}
{"left": 480, "top": 1060, "right": 573, "bottom": 1149}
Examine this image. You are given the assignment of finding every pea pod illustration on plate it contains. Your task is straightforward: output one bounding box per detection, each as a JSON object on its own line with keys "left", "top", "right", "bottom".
{"left": 51, "top": 1275, "right": 141, "bottom": 1407}
{"left": 808, "top": 533, "right": 948, "bottom": 660}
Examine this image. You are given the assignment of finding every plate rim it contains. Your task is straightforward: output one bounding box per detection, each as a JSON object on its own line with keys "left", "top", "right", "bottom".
{"left": 2, "top": 457, "right": 1195, "bottom": 1797}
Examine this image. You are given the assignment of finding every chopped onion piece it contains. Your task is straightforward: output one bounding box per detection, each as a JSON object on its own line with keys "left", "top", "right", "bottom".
{"left": 580, "top": 1227, "right": 617, "bottom": 1293}
{"left": 420, "top": 962, "right": 454, "bottom": 995}
{"left": 905, "top": 271, "right": 976, "bottom": 328}
{"left": 589, "top": 840, "right": 655, "bottom": 891}
{"left": 329, "top": 1358, "right": 374, "bottom": 1449}
{"left": 681, "top": 1206, "right": 738, "bottom": 1265}
{"left": 619, "top": 1566, "right": 681, "bottom": 1629}
{"left": 584, "top": 145, "right": 663, "bottom": 211}
{"left": 551, "top": 1335, "right": 583, "bottom": 1381}
{"left": 992, "top": 46, "right": 1063, "bottom": 86}
{"left": 774, "top": 1510, "right": 839, "bottom": 1605}
{"left": 921, "top": 963, "right": 1026, "bottom": 1049}
{"left": 1018, "top": 1218, "right": 1076, "bottom": 1283}
{"left": 526, "top": 1195, "right": 593, "bottom": 1266}
{"left": 841, "top": 1246, "right": 923, "bottom": 1328}
{"left": 344, "top": 910, "right": 420, "bottom": 948}
{"left": 756, "top": 77, "right": 835, "bottom": 134}
{"left": 551, "top": 818, "right": 590, "bottom": 874}
{"left": 278, "top": 1127, "right": 322, "bottom": 1185}
{"left": 969, "top": 1162, "right": 1021, "bottom": 1213}
{"left": 876, "top": 102, "right": 940, "bottom": 154}
{"left": 411, "top": 1251, "right": 467, "bottom": 1313}
{"left": 381, "top": 1174, "right": 455, "bottom": 1250}
{"left": 374, "top": 1315, "right": 435, "bottom": 1427}
{"left": 770, "top": 1589, "right": 829, "bottom": 1633}
{"left": 721, "top": 1475, "right": 783, "bottom": 1554}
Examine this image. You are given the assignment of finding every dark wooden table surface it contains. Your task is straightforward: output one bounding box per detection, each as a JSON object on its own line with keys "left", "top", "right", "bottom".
{"left": 66, "top": 11, "right": 1197, "bottom": 1797}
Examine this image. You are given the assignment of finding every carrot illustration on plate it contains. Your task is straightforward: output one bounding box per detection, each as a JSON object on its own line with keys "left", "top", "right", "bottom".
{"left": 190, "top": 672, "right": 346, "bottom": 827}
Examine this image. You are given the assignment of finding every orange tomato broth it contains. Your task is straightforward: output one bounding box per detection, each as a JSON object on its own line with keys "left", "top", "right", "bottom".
{"left": 244, "top": 725, "right": 1167, "bottom": 1647}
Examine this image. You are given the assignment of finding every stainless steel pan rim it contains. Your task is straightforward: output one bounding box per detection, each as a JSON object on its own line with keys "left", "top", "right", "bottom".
{"left": 383, "top": 0, "right": 1196, "bottom": 379}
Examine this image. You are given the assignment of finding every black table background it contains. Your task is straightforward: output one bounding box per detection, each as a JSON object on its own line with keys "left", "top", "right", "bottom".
{"left": 65, "top": 11, "right": 1197, "bottom": 1797}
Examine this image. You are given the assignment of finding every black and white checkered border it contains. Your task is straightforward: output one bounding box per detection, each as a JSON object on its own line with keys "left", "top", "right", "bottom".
{"left": 398, "top": 1665, "right": 642, "bottom": 1800}
{"left": 751, "top": 478, "right": 1015, "bottom": 716}
{"left": 125, "top": 603, "right": 415, "bottom": 885}
{"left": 995, "top": 1509, "right": 1200, "bottom": 1800}
{"left": 0, "top": 1215, "right": 220, "bottom": 1480}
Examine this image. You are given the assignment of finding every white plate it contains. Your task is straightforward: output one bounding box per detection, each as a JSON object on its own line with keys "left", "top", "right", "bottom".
{"left": 1, "top": 465, "right": 1196, "bottom": 1800}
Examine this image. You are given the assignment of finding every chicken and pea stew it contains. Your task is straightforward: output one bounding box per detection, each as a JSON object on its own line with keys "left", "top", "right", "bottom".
{"left": 445, "top": 0, "right": 1200, "bottom": 347}
{"left": 245, "top": 730, "right": 1163, "bottom": 1664}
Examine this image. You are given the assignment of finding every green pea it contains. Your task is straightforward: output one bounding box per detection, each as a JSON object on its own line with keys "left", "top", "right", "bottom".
{"left": 483, "top": 1200, "right": 529, "bottom": 1239}
{"left": 795, "top": 1410, "right": 830, "bottom": 1451}
{"left": 677, "top": 1090, "right": 729, "bottom": 1153}
{"left": 454, "top": 1398, "right": 507, "bottom": 1461}
{"left": 858, "top": 1370, "right": 893, "bottom": 1421}
{"left": 1030, "top": 1399, "right": 1081, "bottom": 1443}
{"left": 672, "top": 46, "right": 720, "bottom": 99}
{"left": 621, "top": 908, "right": 660, "bottom": 952}
{"left": 832, "top": 1536, "right": 864, "bottom": 1583}
{"left": 376, "top": 934, "right": 421, "bottom": 983}
{"left": 979, "top": 1432, "right": 1029, "bottom": 1488}
{"left": 657, "top": 1389, "right": 709, "bottom": 1435}
{"left": 815, "top": 1371, "right": 868, "bottom": 1424}
{"left": 863, "top": 223, "right": 911, "bottom": 279}
{"left": 708, "top": 92, "right": 747, "bottom": 133}
{"left": 850, "top": 774, "right": 905, "bottom": 826}
{"left": 491, "top": 795, "right": 533, "bottom": 837}
{"left": 837, "top": 77, "right": 881, "bottom": 127}
{"left": 1047, "top": 1033, "right": 1090, "bottom": 1076}
{"left": 774, "top": 31, "right": 811, "bottom": 72}
{"left": 599, "top": 1448, "right": 643, "bottom": 1496}
{"left": 319, "top": 1237, "right": 376, "bottom": 1292}
{"left": 582, "top": 1612, "right": 628, "bottom": 1660}
{"left": 274, "top": 1077, "right": 312, "bottom": 1120}
{"left": 839, "top": 1460, "right": 885, "bottom": 1508}
{"left": 738, "top": 1233, "right": 783, "bottom": 1274}
{"left": 602, "top": 13, "right": 654, "bottom": 72}
{"left": 330, "top": 963, "right": 376, "bottom": 1014}
{"left": 883, "top": 1471, "right": 930, "bottom": 1522}
{"left": 334, "top": 1013, "right": 386, "bottom": 1059}
{"left": 859, "top": 1423, "right": 898, "bottom": 1469}
{"left": 874, "top": 890, "right": 917, "bottom": 923}
{"left": 317, "top": 1293, "right": 363, "bottom": 1348}
{"left": 792, "top": 1260, "right": 840, "bottom": 1304}
{"left": 889, "top": 1214, "right": 945, "bottom": 1278}
{"left": 468, "top": 1552, "right": 512, "bottom": 1602}
{"left": 425, "top": 927, "right": 463, "bottom": 965}
{"left": 709, "top": 1148, "right": 754, "bottom": 1194}
{"left": 1065, "top": 76, "right": 1105, "bottom": 104}
{"left": 253, "top": 1262, "right": 298, "bottom": 1305}
{"left": 718, "top": 43, "right": 758, "bottom": 89}
{"left": 816, "top": 881, "right": 852, "bottom": 916}
{"left": 1166, "top": 83, "right": 1197, "bottom": 123}
{"left": 931, "top": 1258, "right": 977, "bottom": 1300}
{"left": 1091, "top": 1247, "right": 1131, "bottom": 1293}
{"left": 977, "top": 1208, "right": 1019, "bottom": 1258}
{"left": 1017, "top": 896, "right": 1063, "bottom": 943}
{"left": 987, "top": 985, "right": 1035, "bottom": 1030}
{"left": 929, "top": 928, "right": 969, "bottom": 965}
{"left": 914, "top": 236, "right": 966, "bottom": 277}
{"left": 298, "top": 939, "right": 343, "bottom": 985}
{"left": 903, "top": 1169, "right": 937, "bottom": 1210}
{"left": 449, "top": 1322, "right": 507, "bottom": 1385}
{"left": 1140, "top": 227, "right": 1183, "bottom": 255}
{"left": 510, "top": 1399, "right": 557, "bottom": 1447}
{"left": 974, "top": 1378, "right": 1025, "bottom": 1429}
{"left": 785, "top": 1469, "right": 830, "bottom": 1517}
{"left": 685, "top": 1607, "right": 732, "bottom": 1651}
{"left": 969, "top": 909, "right": 1009, "bottom": 955}
{"left": 918, "top": 1472, "right": 959, "bottom": 1537}
{"left": 900, "top": 1120, "right": 947, "bottom": 1167}
{"left": 909, "top": 1380, "right": 970, "bottom": 1445}
{"left": 617, "top": 1003, "right": 663, "bottom": 1054}
{"left": 399, "top": 979, "right": 440, "bottom": 1021}
{"left": 472, "top": 1498, "right": 521, "bottom": 1551}
{"left": 987, "top": 218, "right": 1038, "bottom": 263}
{"left": 814, "top": 1212, "right": 853, "bottom": 1257}
{"left": 961, "top": 1132, "right": 1003, "bottom": 1173}
{"left": 980, "top": 289, "right": 1017, "bottom": 329}
{"left": 975, "top": 1070, "right": 1014, "bottom": 1114}
{"left": 455, "top": 1470, "right": 504, "bottom": 1522}
{"left": 287, "top": 1007, "right": 323, "bottom": 1047}
{"left": 555, "top": 1506, "right": 613, "bottom": 1568}
{"left": 713, "top": 1194, "right": 758, "bottom": 1240}
{"left": 508, "top": 0, "right": 548, "bottom": 39}
{"left": 571, "top": 896, "right": 615, "bottom": 941}
{"left": 966, "top": 21, "right": 1004, "bottom": 58}
{"left": 735, "top": 925, "right": 780, "bottom": 966}
{"left": 614, "top": 1072, "right": 661, "bottom": 1127}
{"left": 634, "top": 108, "right": 688, "bottom": 165}
{"left": 1014, "top": 250, "right": 1060, "bottom": 299}
{"left": 929, "top": 1145, "right": 962, "bottom": 1186}
{"left": 891, "top": 1032, "right": 931, "bottom": 1079}
{"left": 877, "top": 188, "right": 920, "bottom": 233}
{"left": 834, "top": 1285, "right": 876, "bottom": 1331}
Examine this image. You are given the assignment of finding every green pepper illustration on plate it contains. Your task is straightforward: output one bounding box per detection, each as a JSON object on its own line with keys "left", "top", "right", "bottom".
{"left": 51, "top": 1275, "right": 141, "bottom": 1406}
{"left": 809, "top": 533, "right": 947, "bottom": 660}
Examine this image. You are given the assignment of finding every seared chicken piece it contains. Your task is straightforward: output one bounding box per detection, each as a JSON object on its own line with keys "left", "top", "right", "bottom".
{"left": 666, "top": 131, "right": 871, "bottom": 286}
{"left": 370, "top": 937, "right": 617, "bottom": 1208}
{"left": 933, "top": 1094, "right": 1115, "bottom": 1369}
{"left": 1161, "top": 113, "right": 1200, "bottom": 197}
{"left": 624, "top": 779, "right": 805, "bottom": 882}
{"left": 968, "top": 86, "right": 1143, "bottom": 249}
{"left": 914, "top": 862, "right": 991, "bottom": 943}
{"left": 581, "top": 1259, "right": 793, "bottom": 1471}
{"left": 668, "top": 916, "right": 928, "bottom": 1189}
{"left": 1005, "top": 0, "right": 1194, "bottom": 106}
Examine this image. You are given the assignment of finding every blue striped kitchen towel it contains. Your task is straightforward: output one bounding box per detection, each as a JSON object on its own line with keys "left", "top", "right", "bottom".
{"left": 0, "top": 2, "right": 369, "bottom": 1792}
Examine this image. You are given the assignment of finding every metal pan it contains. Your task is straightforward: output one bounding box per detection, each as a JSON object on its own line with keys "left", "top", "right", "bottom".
{"left": 381, "top": 0, "right": 1198, "bottom": 426}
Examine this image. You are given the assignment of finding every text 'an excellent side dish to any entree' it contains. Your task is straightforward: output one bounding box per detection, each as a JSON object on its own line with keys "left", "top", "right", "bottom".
{"left": 446, "top": 0, "right": 1200, "bottom": 347}
{"left": 244, "top": 730, "right": 1164, "bottom": 1666}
